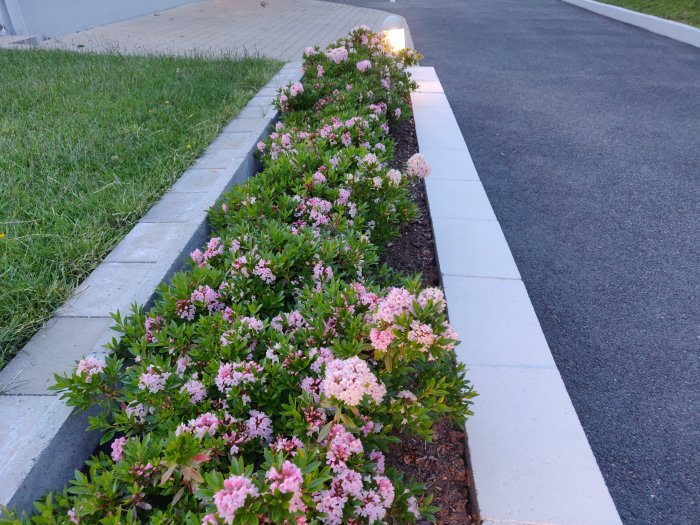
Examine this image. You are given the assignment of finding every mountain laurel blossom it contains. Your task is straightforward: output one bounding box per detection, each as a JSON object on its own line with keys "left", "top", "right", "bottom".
{"left": 321, "top": 357, "right": 386, "bottom": 406}
{"left": 356, "top": 59, "right": 372, "bottom": 72}
{"left": 76, "top": 355, "right": 105, "bottom": 382}
{"left": 326, "top": 46, "right": 349, "bottom": 64}
{"left": 214, "top": 475, "right": 259, "bottom": 524}
{"left": 406, "top": 152, "right": 431, "bottom": 179}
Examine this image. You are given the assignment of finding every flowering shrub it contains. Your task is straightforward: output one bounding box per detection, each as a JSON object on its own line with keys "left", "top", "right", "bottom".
{"left": 1, "top": 27, "right": 475, "bottom": 525}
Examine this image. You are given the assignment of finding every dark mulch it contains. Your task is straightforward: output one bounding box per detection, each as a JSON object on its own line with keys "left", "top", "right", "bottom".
{"left": 382, "top": 117, "right": 440, "bottom": 288}
{"left": 382, "top": 116, "right": 477, "bottom": 525}
{"left": 387, "top": 419, "right": 475, "bottom": 525}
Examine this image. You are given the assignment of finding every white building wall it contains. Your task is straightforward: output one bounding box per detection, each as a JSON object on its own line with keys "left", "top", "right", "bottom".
{"left": 3, "top": 0, "right": 200, "bottom": 37}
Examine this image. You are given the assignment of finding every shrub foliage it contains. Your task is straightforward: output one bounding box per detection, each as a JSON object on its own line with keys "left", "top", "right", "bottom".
{"left": 1, "top": 28, "right": 476, "bottom": 525}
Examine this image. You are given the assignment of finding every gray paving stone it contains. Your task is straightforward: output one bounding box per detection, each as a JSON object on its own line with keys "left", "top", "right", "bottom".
{"left": 425, "top": 178, "right": 496, "bottom": 221}
{"left": 411, "top": 92, "right": 467, "bottom": 150}
{"left": 140, "top": 191, "right": 211, "bottom": 224}
{"left": 224, "top": 117, "right": 270, "bottom": 133}
{"left": 207, "top": 157, "right": 255, "bottom": 200}
{"left": 432, "top": 218, "right": 521, "bottom": 279}
{"left": 466, "top": 365, "right": 622, "bottom": 525}
{"left": 56, "top": 262, "right": 161, "bottom": 318}
{"left": 105, "top": 222, "right": 202, "bottom": 263}
{"left": 256, "top": 86, "right": 281, "bottom": 97}
{"left": 191, "top": 147, "right": 248, "bottom": 170}
{"left": 208, "top": 132, "right": 258, "bottom": 151}
{"left": 421, "top": 147, "right": 480, "bottom": 181}
{"left": 169, "top": 168, "right": 225, "bottom": 194}
{"left": 0, "top": 396, "right": 101, "bottom": 513}
{"left": 442, "top": 275, "right": 556, "bottom": 368}
{"left": 235, "top": 104, "right": 273, "bottom": 120}
{"left": 0, "top": 317, "right": 116, "bottom": 395}
{"left": 246, "top": 95, "right": 276, "bottom": 110}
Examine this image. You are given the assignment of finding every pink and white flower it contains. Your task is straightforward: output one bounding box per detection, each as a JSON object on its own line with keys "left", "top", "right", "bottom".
{"left": 214, "top": 475, "right": 259, "bottom": 524}
{"left": 76, "top": 356, "right": 105, "bottom": 382}
{"left": 321, "top": 357, "right": 386, "bottom": 406}
{"left": 356, "top": 59, "right": 372, "bottom": 72}
{"left": 406, "top": 152, "right": 431, "bottom": 178}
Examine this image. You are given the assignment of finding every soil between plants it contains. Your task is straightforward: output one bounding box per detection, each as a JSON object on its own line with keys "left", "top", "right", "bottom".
{"left": 381, "top": 117, "right": 477, "bottom": 525}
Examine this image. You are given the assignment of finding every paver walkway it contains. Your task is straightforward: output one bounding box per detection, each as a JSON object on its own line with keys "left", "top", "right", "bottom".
{"left": 328, "top": 1, "right": 700, "bottom": 524}
{"left": 2, "top": 0, "right": 390, "bottom": 60}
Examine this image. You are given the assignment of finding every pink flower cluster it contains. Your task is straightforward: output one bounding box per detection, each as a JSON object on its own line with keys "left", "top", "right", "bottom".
{"left": 312, "top": 434, "right": 395, "bottom": 525}
{"left": 176, "top": 412, "right": 220, "bottom": 438}
{"left": 417, "top": 286, "right": 446, "bottom": 311}
{"left": 321, "top": 357, "right": 386, "bottom": 407}
{"left": 213, "top": 475, "right": 259, "bottom": 524}
{"left": 253, "top": 258, "right": 276, "bottom": 284}
{"left": 176, "top": 285, "right": 223, "bottom": 320}
{"left": 372, "top": 287, "right": 415, "bottom": 323}
{"left": 182, "top": 377, "right": 207, "bottom": 404}
{"left": 266, "top": 460, "right": 305, "bottom": 512}
{"left": 138, "top": 365, "right": 170, "bottom": 393}
{"left": 325, "top": 46, "right": 349, "bottom": 64}
{"left": 356, "top": 59, "right": 372, "bottom": 72}
{"left": 406, "top": 152, "right": 431, "bottom": 179}
{"left": 144, "top": 316, "right": 164, "bottom": 343}
{"left": 325, "top": 424, "right": 363, "bottom": 472}
{"left": 244, "top": 409, "right": 273, "bottom": 442}
{"left": 76, "top": 355, "right": 105, "bottom": 382}
{"left": 270, "top": 435, "right": 304, "bottom": 456}
{"left": 289, "top": 81, "right": 304, "bottom": 97}
{"left": 295, "top": 196, "right": 333, "bottom": 229}
{"left": 191, "top": 237, "right": 224, "bottom": 267}
{"left": 215, "top": 361, "right": 263, "bottom": 393}
{"left": 110, "top": 436, "right": 128, "bottom": 462}
{"left": 366, "top": 286, "right": 458, "bottom": 358}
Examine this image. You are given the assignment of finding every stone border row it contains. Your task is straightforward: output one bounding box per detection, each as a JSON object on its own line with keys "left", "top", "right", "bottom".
{"left": 563, "top": 0, "right": 700, "bottom": 48}
{"left": 0, "top": 62, "right": 303, "bottom": 514}
{"left": 409, "top": 66, "right": 623, "bottom": 525}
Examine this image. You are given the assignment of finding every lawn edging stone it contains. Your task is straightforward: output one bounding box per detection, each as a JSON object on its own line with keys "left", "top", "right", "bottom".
{"left": 0, "top": 62, "right": 302, "bottom": 513}
{"left": 562, "top": 0, "right": 700, "bottom": 47}
{"left": 410, "top": 65, "right": 624, "bottom": 525}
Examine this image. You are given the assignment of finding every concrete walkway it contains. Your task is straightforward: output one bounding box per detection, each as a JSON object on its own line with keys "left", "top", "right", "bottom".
{"left": 2, "top": 0, "right": 390, "bottom": 60}
{"left": 328, "top": 1, "right": 699, "bottom": 524}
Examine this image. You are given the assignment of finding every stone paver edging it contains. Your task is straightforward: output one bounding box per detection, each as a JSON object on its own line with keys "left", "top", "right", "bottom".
{"left": 409, "top": 66, "right": 623, "bottom": 525}
{"left": 563, "top": 0, "right": 700, "bottom": 48}
{"left": 0, "top": 62, "right": 302, "bottom": 514}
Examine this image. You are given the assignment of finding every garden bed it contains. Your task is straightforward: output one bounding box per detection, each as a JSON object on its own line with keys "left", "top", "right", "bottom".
{"left": 381, "top": 118, "right": 476, "bottom": 525}
{"left": 1, "top": 29, "right": 476, "bottom": 525}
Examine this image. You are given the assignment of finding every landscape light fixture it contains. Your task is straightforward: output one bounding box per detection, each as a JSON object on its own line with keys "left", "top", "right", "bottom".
{"left": 381, "top": 15, "right": 406, "bottom": 52}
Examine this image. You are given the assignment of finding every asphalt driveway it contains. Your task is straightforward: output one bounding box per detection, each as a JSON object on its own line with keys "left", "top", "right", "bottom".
{"left": 329, "top": 1, "right": 700, "bottom": 523}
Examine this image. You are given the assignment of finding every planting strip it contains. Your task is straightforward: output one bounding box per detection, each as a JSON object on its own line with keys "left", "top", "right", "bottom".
{"left": 562, "top": 0, "right": 700, "bottom": 48}
{"left": 409, "top": 66, "right": 623, "bottom": 525}
{"left": 0, "top": 62, "right": 302, "bottom": 514}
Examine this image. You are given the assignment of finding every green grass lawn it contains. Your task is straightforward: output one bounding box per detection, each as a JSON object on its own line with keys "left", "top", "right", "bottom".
{"left": 597, "top": 0, "right": 700, "bottom": 27}
{"left": 0, "top": 49, "right": 282, "bottom": 368}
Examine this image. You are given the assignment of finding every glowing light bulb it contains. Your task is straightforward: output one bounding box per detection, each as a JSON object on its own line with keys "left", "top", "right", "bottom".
{"left": 381, "top": 15, "right": 407, "bottom": 52}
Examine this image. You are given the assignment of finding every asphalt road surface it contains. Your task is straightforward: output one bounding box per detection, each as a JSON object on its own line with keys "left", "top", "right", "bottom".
{"left": 328, "top": 1, "right": 700, "bottom": 523}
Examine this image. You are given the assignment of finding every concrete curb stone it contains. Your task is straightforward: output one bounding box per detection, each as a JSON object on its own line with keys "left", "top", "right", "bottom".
{"left": 409, "top": 65, "right": 623, "bottom": 525}
{"left": 0, "top": 62, "right": 303, "bottom": 514}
